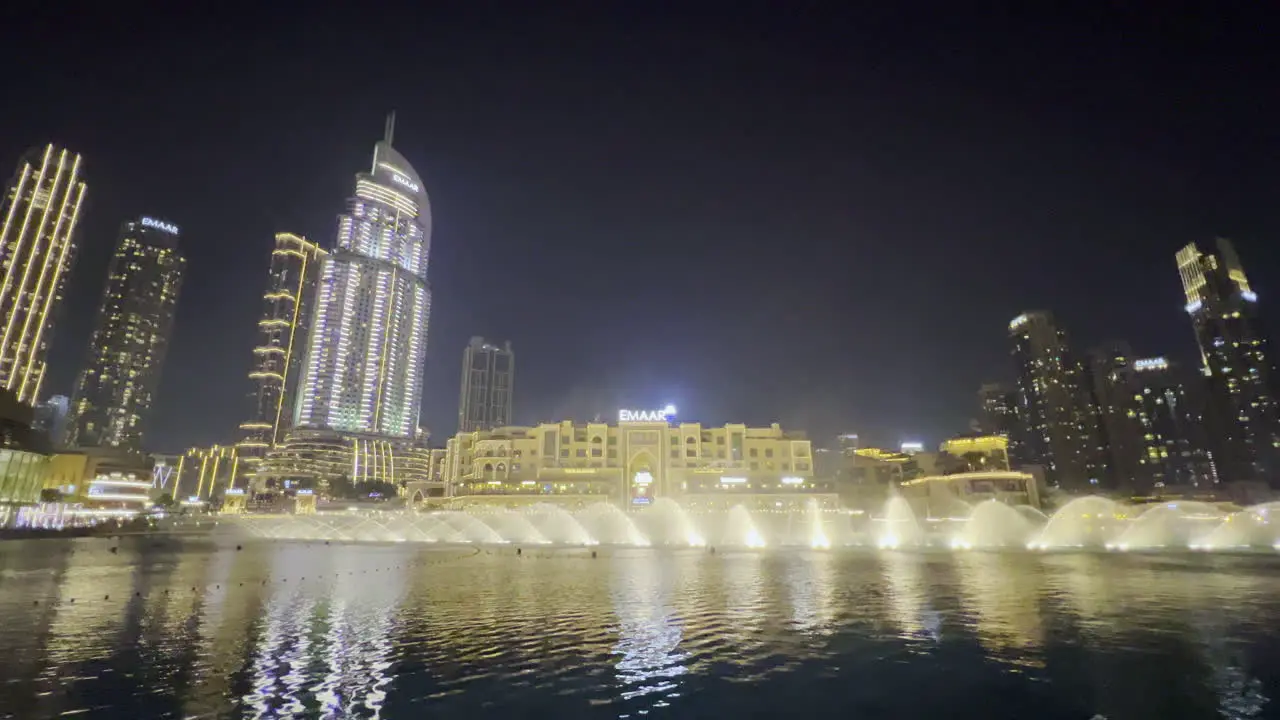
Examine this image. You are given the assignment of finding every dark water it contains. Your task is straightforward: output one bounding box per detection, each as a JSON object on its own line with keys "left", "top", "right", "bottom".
{"left": 2, "top": 538, "right": 1280, "bottom": 719}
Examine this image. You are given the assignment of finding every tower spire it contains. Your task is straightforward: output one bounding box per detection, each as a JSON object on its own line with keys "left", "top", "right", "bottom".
{"left": 384, "top": 111, "right": 396, "bottom": 146}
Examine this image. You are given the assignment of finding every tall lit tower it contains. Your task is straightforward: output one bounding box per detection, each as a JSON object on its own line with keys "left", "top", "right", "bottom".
{"left": 295, "top": 115, "right": 432, "bottom": 437}
{"left": 0, "top": 144, "right": 87, "bottom": 404}
{"left": 458, "top": 337, "right": 514, "bottom": 433}
{"left": 1176, "top": 239, "right": 1279, "bottom": 485}
{"left": 236, "top": 233, "right": 326, "bottom": 469}
{"left": 67, "top": 216, "right": 185, "bottom": 450}
{"left": 1008, "top": 311, "right": 1105, "bottom": 490}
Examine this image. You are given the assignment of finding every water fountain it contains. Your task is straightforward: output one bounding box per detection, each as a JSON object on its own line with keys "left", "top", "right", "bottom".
{"left": 640, "top": 498, "right": 705, "bottom": 547}
{"left": 874, "top": 495, "right": 923, "bottom": 548}
{"left": 1111, "top": 501, "right": 1225, "bottom": 550}
{"left": 953, "top": 499, "right": 1035, "bottom": 549}
{"left": 1027, "top": 496, "right": 1123, "bottom": 549}
{"left": 578, "top": 503, "right": 650, "bottom": 546}
{"left": 222, "top": 494, "right": 1280, "bottom": 554}
{"left": 723, "top": 505, "right": 766, "bottom": 548}
{"left": 806, "top": 498, "right": 830, "bottom": 549}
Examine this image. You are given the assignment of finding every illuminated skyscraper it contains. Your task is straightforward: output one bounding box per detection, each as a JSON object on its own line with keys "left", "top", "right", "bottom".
{"left": 0, "top": 144, "right": 87, "bottom": 404}
{"left": 237, "top": 232, "right": 326, "bottom": 470}
{"left": 1008, "top": 311, "right": 1105, "bottom": 490}
{"left": 67, "top": 217, "right": 185, "bottom": 451}
{"left": 458, "top": 336, "right": 513, "bottom": 433}
{"left": 295, "top": 115, "right": 431, "bottom": 438}
{"left": 1176, "top": 239, "right": 1279, "bottom": 485}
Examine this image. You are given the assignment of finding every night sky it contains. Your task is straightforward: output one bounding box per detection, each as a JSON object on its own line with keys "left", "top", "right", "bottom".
{"left": 1, "top": 4, "right": 1277, "bottom": 452}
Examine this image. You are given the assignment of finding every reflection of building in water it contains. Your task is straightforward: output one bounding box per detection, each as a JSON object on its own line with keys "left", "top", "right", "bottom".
{"left": 900, "top": 470, "right": 1040, "bottom": 519}
{"left": 783, "top": 552, "right": 836, "bottom": 635}
{"left": 880, "top": 551, "right": 938, "bottom": 643}
{"left": 610, "top": 554, "right": 688, "bottom": 706}
{"left": 442, "top": 419, "right": 828, "bottom": 511}
{"left": 952, "top": 554, "right": 1045, "bottom": 668}
{"left": 246, "top": 544, "right": 402, "bottom": 717}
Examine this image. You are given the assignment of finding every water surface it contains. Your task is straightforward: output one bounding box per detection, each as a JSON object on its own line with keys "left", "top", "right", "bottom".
{"left": 2, "top": 537, "right": 1279, "bottom": 718}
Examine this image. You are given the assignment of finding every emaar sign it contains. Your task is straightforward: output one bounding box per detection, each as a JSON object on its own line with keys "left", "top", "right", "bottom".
{"left": 141, "top": 217, "right": 179, "bottom": 234}
{"left": 618, "top": 405, "right": 676, "bottom": 423}
{"left": 391, "top": 173, "right": 420, "bottom": 192}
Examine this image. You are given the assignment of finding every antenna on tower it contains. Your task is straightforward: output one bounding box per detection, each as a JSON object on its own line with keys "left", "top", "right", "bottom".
{"left": 384, "top": 111, "right": 396, "bottom": 145}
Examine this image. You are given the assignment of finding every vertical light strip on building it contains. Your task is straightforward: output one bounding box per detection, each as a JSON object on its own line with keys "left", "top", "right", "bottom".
{"left": 0, "top": 145, "right": 87, "bottom": 403}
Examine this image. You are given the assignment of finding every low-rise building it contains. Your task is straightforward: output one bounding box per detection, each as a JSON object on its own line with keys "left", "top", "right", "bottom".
{"left": 442, "top": 416, "right": 829, "bottom": 510}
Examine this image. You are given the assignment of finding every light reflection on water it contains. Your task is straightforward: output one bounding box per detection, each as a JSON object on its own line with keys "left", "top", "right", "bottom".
{"left": 1, "top": 539, "right": 1280, "bottom": 718}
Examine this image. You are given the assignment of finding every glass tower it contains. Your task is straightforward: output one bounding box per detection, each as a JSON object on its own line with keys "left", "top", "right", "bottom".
{"left": 67, "top": 217, "right": 186, "bottom": 450}
{"left": 1176, "top": 238, "right": 1279, "bottom": 485}
{"left": 295, "top": 118, "right": 431, "bottom": 438}
{"left": 0, "top": 144, "right": 87, "bottom": 404}
{"left": 458, "top": 337, "right": 514, "bottom": 433}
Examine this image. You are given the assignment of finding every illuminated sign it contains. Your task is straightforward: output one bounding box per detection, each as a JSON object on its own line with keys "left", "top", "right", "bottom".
{"left": 719, "top": 476, "right": 747, "bottom": 485}
{"left": 900, "top": 441, "right": 924, "bottom": 454}
{"left": 618, "top": 405, "right": 676, "bottom": 423}
{"left": 1009, "top": 314, "right": 1029, "bottom": 330}
{"left": 141, "top": 217, "right": 179, "bottom": 234}
{"left": 1242, "top": 290, "right": 1258, "bottom": 302}
{"left": 1134, "top": 357, "right": 1169, "bottom": 372}
{"left": 296, "top": 489, "right": 314, "bottom": 495}
{"left": 1185, "top": 300, "right": 1202, "bottom": 314}
{"left": 633, "top": 471, "right": 653, "bottom": 486}
{"left": 781, "top": 476, "right": 804, "bottom": 485}
{"left": 391, "top": 174, "right": 420, "bottom": 192}
{"left": 225, "top": 488, "right": 246, "bottom": 495}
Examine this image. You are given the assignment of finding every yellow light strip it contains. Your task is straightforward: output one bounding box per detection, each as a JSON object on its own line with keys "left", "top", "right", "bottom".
{"left": 0, "top": 147, "right": 55, "bottom": 386}
{"left": 271, "top": 234, "right": 312, "bottom": 446}
{"left": 21, "top": 159, "right": 84, "bottom": 401}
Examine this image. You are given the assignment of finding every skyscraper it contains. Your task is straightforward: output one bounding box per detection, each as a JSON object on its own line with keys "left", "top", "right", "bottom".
{"left": 0, "top": 144, "right": 87, "bottom": 404}
{"left": 1176, "top": 238, "right": 1279, "bottom": 485}
{"left": 1091, "top": 349, "right": 1214, "bottom": 493}
{"left": 976, "top": 383, "right": 1020, "bottom": 441}
{"left": 237, "top": 232, "right": 326, "bottom": 469}
{"left": 295, "top": 115, "right": 431, "bottom": 438}
{"left": 67, "top": 217, "right": 185, "bottom": 451}
{"left": 458, "top": 336, "right": 513, "bottom": 433}
{"left": 1008, "top": 311, "right": 1105, "bottom": 489}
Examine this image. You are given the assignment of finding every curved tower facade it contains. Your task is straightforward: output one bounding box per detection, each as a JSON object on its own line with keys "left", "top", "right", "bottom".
{"left": 295, "top": 125, "right": 431, "bottom": 438}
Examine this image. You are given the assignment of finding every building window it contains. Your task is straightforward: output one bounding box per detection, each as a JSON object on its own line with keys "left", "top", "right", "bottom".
{"left": 559, "top": 449, "right": 568, "bottom": 458}
{"left": 716, "top": 436, "right": 724, "bottom": 444}
{"left": 717, "top": 450, "right": 725, "bottom": 459}
{"left": 749, "top": 448, "right": 758, "bottom": 458}
{"left": 591, "top": 448, "right": 602, "bottom": 457}
{"left": 765, "top": 448, "right": 773, "bottom": 458}
{"left": 750, "top": 461, "right": 759, "bottom": 470}
{"left": 796, "top": 462, "right": 809, "bottom": 471}
{"left": 686, "top": 449, "right": 696, "bottom": 458}
{"left": 670, "top": 450, "right": 679, "bottom": 458}
{"left": 576, "top": 449, "right": 586, "bottom": 457}
{"left": 608, "top": 450, "right": 617, "bottom": 458}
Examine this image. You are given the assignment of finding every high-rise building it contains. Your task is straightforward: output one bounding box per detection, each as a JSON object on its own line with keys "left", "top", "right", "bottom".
{"left": 67, "top": 217, "right": 185, "bottom": 451}
{"left": 295, "top": 115, "right": 431, "bottom": 438}
{"left": 237, "top": 233, "right": 326, "bottom": 473}
{"left": 1092, "top": 351, "right": 1215, "bottom": 493}
{"left": 0, "top": 144, "right": 87, "bottom": 404}
{"left": 1008, "top": 311, "right": 1105, "bottom": 489}
{"left": 1176, "top": 239, "right": 1280, "bottom": 485}
{"left": 976, "top": 382, "right": 1021, "bottom": 456}
{"left": 1088, "top": 341, "right": 1138, "bottom": 489}
{"left": 458, "top": 336, "right": 513, "bottom": 433}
